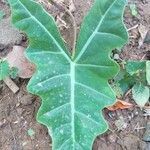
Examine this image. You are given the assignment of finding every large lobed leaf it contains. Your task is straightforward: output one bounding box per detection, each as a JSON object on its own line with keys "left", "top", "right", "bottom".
{"left": 0, "top": 60, "right": 10, "bottom": 80}
{"left": 8, "top": 0, "right": 128, "bottom": 149}
{"left": 146, "top": 61, "right": 150, "bottom": 85}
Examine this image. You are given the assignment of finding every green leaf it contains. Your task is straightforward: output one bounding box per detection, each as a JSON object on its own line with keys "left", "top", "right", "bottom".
{"left": 0, "top": 10, "right": 5, "bottom": 20}
{"left": 0, "top": 60, "right": 10, "bottom": 80}
{"left": 126, "top": 61, "right": 146, "bottom": 76}
{"left": 27, "top": 128, "right": 35, "bottom": 137}
{"left": 132, "top": 83, "right": 149, "bottom": 107}
{"left": 8, "top": 0, "right": 128, "bottom": 149}
{"left": 114, "top": 68, "right": 136, "bottom": 95}
{"left": 129, "top": 4, "right": 138, "bottom": 17}
{"left": 118, "top": 75, "right": 135, "bottom": 94}
{"left": 9, "top": 67, "right": 18, "bottom": 79}
{"left": 114, "top": 68, "right": 127, "bottom": 82}
{"left": 111, "top": 82, "right": 123, "bottom": 98}
{"left": 146, "top": 61, "right": 150, "bottom": 85}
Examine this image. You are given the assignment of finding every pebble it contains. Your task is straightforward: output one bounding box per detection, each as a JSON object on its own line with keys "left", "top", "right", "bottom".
{"left": 0, "top": 17, "right": 22, "bottom": 46}
{"left": 16, "top": 107, "right": 24, "bottom": 115}
{"left": 107, "top": 133, "right": 117, "bottom": 143}
{"left": 19, "top": 94, "right": 35, "bottom": 106}
{"left": 0, "top": 119, "right": 7, "bottom": 128}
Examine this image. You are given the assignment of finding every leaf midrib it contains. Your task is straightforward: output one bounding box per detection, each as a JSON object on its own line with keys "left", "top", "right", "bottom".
{"left": 70, "top": 62, "right": 75, "bottom": 147}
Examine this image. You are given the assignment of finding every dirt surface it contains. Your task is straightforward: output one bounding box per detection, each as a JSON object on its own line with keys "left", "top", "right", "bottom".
{"left": 0, "top": 0, "right": 150, "bottom": 150}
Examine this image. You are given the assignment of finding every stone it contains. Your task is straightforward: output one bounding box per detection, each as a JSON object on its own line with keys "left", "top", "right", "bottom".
{"left": 19, "top": 94, "right": 35, "bottom": 106}
{"left": 0, "top": 17, "right": 22, "bottom": 46}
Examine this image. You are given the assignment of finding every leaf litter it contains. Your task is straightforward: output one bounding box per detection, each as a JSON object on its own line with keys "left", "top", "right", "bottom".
{"left": 5, "top": 46, "right": 35, "bottom": 79}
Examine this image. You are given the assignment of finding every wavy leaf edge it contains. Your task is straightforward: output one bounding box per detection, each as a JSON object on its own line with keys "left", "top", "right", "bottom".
{"left": 8, "top": 0, "right": 128, "bottom": 149}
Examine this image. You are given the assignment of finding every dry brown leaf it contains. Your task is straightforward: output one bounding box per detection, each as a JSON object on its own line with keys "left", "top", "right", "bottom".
{"left": 5, "top": 46, "right": 35, "bottom": 78}
{"left": 107, "top": 99, "right": 133, "bottom": 111}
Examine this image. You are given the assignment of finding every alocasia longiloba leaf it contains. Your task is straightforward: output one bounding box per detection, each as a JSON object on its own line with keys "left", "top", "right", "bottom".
{"left": 146, "top": 61, "right": 150, "bottom": 85}
{"left": 8, "top": 0, "right": 128, "bottom": 149}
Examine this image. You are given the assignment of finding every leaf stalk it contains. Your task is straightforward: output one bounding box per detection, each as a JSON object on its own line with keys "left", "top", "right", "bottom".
{"left": 49, "top": 0, "right": 77, "bottom": 59}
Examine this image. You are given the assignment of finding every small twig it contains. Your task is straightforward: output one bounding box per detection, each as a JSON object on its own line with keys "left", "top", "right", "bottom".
{"left": 141, "top": 53, "right": 146, "bottom": 61}
{"left": 3, "top": 77, "right": 19, "bottom": 93}
{"left": 124, "top": 89, "right": 132, "bottom": 98}
{"left": 127, "top": 24, "right": 138, "bottom": 31}
{"left": 134, "top": 125, "right": 145, "bottom": 131}
{"left": 49, "top": 0, "right": 77, "bottom": 58}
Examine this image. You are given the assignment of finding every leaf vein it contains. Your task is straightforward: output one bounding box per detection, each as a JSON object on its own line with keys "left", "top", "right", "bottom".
{"left": 76, "top": 64, "right": 113, "bottom": 68}
{"left": 75, "top": 111, "right": 100, "bottom": 126}
{"left": 28, "top": 51, "right": 63, "bottom": 55}
{"left": 96, "top": 32, "right": 125, "bottom": 41}
{"left": 36, "top": 74, "right": 70, "bottom": 86}
{"left": 74, "top": 0, "right": 119, "bottom": 62}
{"left": 75, "top": 82, "right": 112, "bottom": 100}
{"left": 58, "top": 138, "right": 71, "bottom": 150}
{"left": 43, "top": 103, "right": 70, "bottom": 117}
{"left": 17, "top": 0, "right": 71, "bottom": 62}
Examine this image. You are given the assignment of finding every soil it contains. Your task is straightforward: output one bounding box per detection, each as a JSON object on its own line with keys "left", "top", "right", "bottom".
{"left": 0, "top": 0, "right": 150, "bottom": 150}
